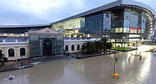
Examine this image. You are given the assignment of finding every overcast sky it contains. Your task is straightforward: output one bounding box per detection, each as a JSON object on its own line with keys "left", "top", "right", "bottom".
{"left": 0, "top": 0, "right": 155, "bottom": 25}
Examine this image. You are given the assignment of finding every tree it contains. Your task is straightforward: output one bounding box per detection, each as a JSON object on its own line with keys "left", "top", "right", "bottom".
{"left": 81, "top": 41, "right": 94, "bottom": 54}
{"left": 94, "top": 41, "right": 102, "bottom": 53}
{"left": 81, "top": 37, "right": 112, "bottom": 54}
{"left": 106, "top": 42, "right": 112, "bottom": 54}
{"left": 101, "top": 37, "right": 108, "bottom": 54}
{"left": 0, "top": 51, "right": 8, "bottom": 66}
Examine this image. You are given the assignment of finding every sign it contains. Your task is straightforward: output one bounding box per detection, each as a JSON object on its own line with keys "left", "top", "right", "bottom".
{"left": 136, "top": 28, "right": 140, "bottom": 30}
{"left": 129, "top": 27, "right": 141, "bottom": 30}
{"left": 129, "top": 27, "right": 135, "bottom": 30}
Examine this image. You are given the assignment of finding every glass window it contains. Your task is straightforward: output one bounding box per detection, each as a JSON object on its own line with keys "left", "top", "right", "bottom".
{"left": 115, "top": 28, "right": 123, "bottom": 33}
{"left": 20, "top": 48, "right": 26, "bottom": 56}
{"left": 71, "top": 45, "right": 74, "bottom": 51}
{"left": 77, "top": 45, "right": 80, "bottom": 50}
{"left": 0, "top": 50, "right": 2, "bottom": 56}
{"left": 65, "top": 45, "right": 68, "bottom": 51}
{"left": 5, "top": 37, "right": 16, "bottom": 42}
{"left": 8, "top": 48, "right": 15, "bottom": 57}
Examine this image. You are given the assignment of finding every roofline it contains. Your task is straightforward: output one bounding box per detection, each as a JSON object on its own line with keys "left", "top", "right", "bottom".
{"left": 0, "top": 24, "right": 51, "bottom": 28}
{"left": 51, "top": 0, "right": 119, "bottom": 25}
{"left": 51, "top": 0, "right": 155, "bottom": 25}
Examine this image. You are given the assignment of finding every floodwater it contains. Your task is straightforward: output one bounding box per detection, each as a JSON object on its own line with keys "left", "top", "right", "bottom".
{"left": 0, "top": 45, "right": 156, "bottom": 84}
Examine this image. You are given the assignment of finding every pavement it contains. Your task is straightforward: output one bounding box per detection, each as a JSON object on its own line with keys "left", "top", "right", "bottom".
{"left": 31, "top": 54, "right": 67, "bottom": 63}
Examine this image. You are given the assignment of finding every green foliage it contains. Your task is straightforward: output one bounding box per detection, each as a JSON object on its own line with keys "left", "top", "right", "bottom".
{"left": 112, "top": 47, "right": 132, "bottom": 50}
{"left": 106, "top": 42, "right": 112, "bottom": 53}
{"left": 81, "top": 38, "right": 112, "bottom": 54}
{"left": 81, "top": 41, "right": 96, "bottom": 54}
{"left": 106, "top": 42, "right": 112, "bottom": 49}
{"left": 0, "top": 51, "right": 8, "bottom": 66}
{"left": 101, "top": 37, "right": 108, "bottom": 43}
{"left": 142, "top": 43, "right": 156, "bottom": 45}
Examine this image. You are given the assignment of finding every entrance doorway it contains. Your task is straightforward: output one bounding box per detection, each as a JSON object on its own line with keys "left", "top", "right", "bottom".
{"left": 43, "top": 39, "right": 52, "bottom": 56}
{"left": 0, "top": 50, "right": 2, "bottom": 56}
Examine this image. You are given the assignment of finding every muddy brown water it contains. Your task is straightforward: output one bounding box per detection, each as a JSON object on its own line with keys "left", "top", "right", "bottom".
{"left": 0, "top": 45, "right": 156, "bottom": 84}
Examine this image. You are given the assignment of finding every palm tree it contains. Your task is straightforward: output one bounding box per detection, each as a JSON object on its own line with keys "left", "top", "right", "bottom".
{"left": 81, "top": 41, "right": 96, "bottom": 54}
{"left": 101, "top": 37, "right": 108, "bottom": 54}
{"left": 94, "top": 41, "right": 102, "bottom": 53}
{"left": 81, "top": 37, "right": 112, "bottom": 54}
{"left": 0, "top": 51, "right": 8, "bottom": 66}
{"left": 106, "top": 42, "right": 112, "bottom": 54}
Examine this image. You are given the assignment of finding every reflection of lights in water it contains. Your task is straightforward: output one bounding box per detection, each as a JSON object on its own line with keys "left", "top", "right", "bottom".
{"left": 139, "top": 53, "right": 151, "bottom": 79}
{"left": 153, "top": 53, "right": 156, "bottom": 56}
{"left": 127, "top": 51, "right": 135, "bottom": 63}
{"left": 110, "top": 54, "right": 114, "bottom": 58}
{"left": 138, "top": 45, "right": 152, "bottom": 52}
{"left": 122, "top": 53, "right": 127, "bottom": 70}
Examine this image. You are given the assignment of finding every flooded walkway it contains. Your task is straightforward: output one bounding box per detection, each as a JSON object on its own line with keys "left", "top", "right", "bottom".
{"left": 0, "top": 45, "right": 156, "bottom": 84}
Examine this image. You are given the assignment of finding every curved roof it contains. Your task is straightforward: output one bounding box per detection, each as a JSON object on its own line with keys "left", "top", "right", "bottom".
{"left": 52, "top": 0, "right": 155, "bottom": 24}
{"left": 121, "top": 0, "right": 155, "bottom": 15}
{"left": 0, "top": 24, "right": 50, "bottom": 29}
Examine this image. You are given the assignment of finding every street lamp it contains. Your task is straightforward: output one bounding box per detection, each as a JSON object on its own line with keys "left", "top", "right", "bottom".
{"left": 123, "top": 36, "right": 125, "bottom": 50}
{"left": 113, "top": 37, "right": 119, "bottom": 78}
{"left": 113, "top": 50, "right": 120, "bottom": 78}
{"left": 113, "top": 52, "right": 116, "bottom": 74}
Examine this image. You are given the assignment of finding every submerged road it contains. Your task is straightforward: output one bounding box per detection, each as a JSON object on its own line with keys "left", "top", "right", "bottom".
{"left": 0, "top": 45, "right": 156, "bottom": 84}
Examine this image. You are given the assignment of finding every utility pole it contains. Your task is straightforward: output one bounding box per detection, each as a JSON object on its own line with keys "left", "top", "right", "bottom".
{"left": 113, "top": 38, "right": 116, "bottom": 74}
{"left": 113, "top": 51, "right": 116, "bottom": 74}
{"left": 113, "top": 34, "right": 119, "bottom": 78}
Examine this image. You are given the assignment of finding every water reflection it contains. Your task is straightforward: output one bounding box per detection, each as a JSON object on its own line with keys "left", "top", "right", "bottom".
{"left": 0, "top": 45, "right": 155, "bottom": 84}
{"left": 138, "top": 53, "right": 152, "bottom": 81}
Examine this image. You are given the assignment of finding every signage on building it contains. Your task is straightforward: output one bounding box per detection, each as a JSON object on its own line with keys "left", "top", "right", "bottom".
{"left": 136, "top": 28, "right": 140, "bottom": 30}
{"left": 129, "top": 27, "right": 140, "bottom": 30}
{"left": 129, "top": 27, "right": 135, "bottom": 30}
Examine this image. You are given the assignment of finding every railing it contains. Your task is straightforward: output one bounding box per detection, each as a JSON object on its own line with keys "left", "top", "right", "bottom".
{"left": 0, "top": 37, "right": 29, "bottom": 43}
{"left": 64, "top": 37, "right": 101, "bottom": 42}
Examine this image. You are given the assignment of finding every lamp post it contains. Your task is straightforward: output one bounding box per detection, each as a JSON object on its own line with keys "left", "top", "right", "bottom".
{"left": 113, "top": 52, "right": 116, "bottom": 74}
{"left": 113, "top": 37, "right": 118, "bottom": 73}
{"left": 123, "top": 37, "right": 125, "bottom": 50}
{"left": 113, "top": 35, "right": 119, "bottom": 78}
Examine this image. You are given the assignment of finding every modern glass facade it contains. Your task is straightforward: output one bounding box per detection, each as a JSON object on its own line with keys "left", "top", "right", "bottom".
{"left": 50, "top": 0, "right": 155, "bottom": 47}
{"left": 52, "top": 18, "right": 83, "bottom": 30}
{"left": 82, "top": 12, "right": 103, "bottom": 37}
{"left": 103, "top": 12, "right": 111, "bottom": 32}
{"left": 51, "top": 18, "right": 85, "bottom": 37}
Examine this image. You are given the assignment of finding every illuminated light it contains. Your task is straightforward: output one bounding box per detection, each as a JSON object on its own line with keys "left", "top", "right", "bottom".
{"left": 129, "top": 27, "right": 135, "bottom": 30}
{"left": 136, "top": 28, "right": 140, "bottom": 30}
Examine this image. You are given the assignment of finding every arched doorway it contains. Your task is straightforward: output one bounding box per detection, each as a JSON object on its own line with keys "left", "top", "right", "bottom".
{"left": 0, "top": 50, "right": 2, "bottom": 55}
{"left": 65, "top": 45, "right": 68, "bottom": 51}
{"left": 8, "top": 48, "right": 15, "bottom": 57}
{"left": 20, "top": 48, "right": 26, "bottom": 56}
{"left": 0, "top": 50, "right": 2, "bottom": 57}
{"left": 43, "top": 39, "right": 52, "bottom": 56}
{"left": 77, "top": 44, "right": 80, "bottom": 50}
{"left": 71, "top": 45, "right": 74, "bottom": 51}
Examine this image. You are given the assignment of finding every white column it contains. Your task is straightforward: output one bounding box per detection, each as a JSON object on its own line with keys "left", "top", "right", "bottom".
{"left": 69, "top": 44, "right": 71, "bottom": 53}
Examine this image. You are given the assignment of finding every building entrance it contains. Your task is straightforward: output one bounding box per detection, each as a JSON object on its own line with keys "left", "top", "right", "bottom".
{"left": 43, "top": 39, "right": 52, "bottom": 56}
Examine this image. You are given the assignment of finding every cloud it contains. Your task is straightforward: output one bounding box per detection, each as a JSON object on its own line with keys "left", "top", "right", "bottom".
{"left": 0, "top": 0, "right": 155, "bottom": 25}
{"left": 0, "top": 0, "right": 86, "bottom": 25}
{"left": 1, "top": 0, "right": 85, "bottom": 21}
